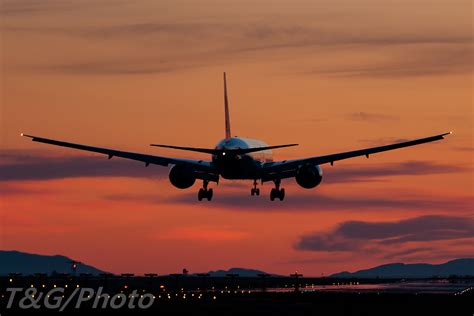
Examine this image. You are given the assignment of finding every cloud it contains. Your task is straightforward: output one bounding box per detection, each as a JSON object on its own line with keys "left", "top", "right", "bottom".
{"left": 357, "top": 137, "right": 411, "bottom": 146}
{"left": 0, "top": 0, "right": 70, "bottom": 15}
{"left": 3, "top": 150, "right": 471, "bottom": 214}
{"left": 44, "top": 60, "right": 194, "bottom": 76}
{"left": 323, "top": 160, "right": 468, "bottom": 184}
{"left": 295, "top": 215, "right": 474, "bottom": 252}
{"left": 347, "top": 112, "right": 398, "bottom": 122}
{"left": 0, "top": 183, "right": 46, "bottom": 195}
{"left": 46, "top": 35, "right": 474, "bottom": 77}
{"left": 0, "top": 149, "right": 168, "bottom": 181}
{"left": 3, "top": 149, "right": 466, "bottom": 184}
{"left": 5, "top": 11, "right": 471, "bottom": 77}
{"left": 382, "top": 247, "right": 434, "bottom": 260}
{"left": 307, "top": 44, "right": 473, "bottom": 78}
{"left": 453, "top": 146, "right": 474, "bottom": 152}
{"left": 124, "top": 189, "right": 473, "bottom": 213}
{"left": 0, "top": 0, "right": 123, "bottom": 16}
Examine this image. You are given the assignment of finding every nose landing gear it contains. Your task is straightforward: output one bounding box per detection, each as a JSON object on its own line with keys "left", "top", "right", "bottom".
{"left": 250, "top": 179, "right": 260, "bottom": 196}
{"left": 198, "top": 180, "right": 213, "bottom": 201}
{"left": 270, "top": 179, "right": 285, "bottom": 201}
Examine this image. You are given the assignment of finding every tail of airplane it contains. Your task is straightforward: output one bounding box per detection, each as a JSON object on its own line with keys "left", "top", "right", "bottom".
{"left": 224, "top": 72, "right": 231, "bottom": 140}
{"left": 149, "top": 73, "right": 298, "bottom": 154}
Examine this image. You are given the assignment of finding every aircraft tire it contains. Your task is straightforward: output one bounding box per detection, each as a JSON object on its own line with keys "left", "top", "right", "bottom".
{"left": 279, "top": 188, "right": 285, "bottom": 201}
{"left": 270, "top": 188, "right": 276, "bottom": 201}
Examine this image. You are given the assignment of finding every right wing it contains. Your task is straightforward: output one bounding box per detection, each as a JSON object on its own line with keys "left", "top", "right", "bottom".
{"left": 21, "top": 134, "right": 216, "bottom": 173}
{"left": 261, "top": 132, "right": 451, "bottom": 180}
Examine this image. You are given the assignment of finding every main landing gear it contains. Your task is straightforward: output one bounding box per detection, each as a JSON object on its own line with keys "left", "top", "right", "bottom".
{"left": 270, "top": 179, "right": 285, "bottom": 201}
{"left": 250, "top": 179, "right": 260, "bottom": 196}
{"left": 198, "top": 180, "right": 213, "bottom": 201}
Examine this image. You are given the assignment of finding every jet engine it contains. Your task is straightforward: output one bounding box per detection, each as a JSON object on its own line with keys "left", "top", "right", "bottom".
{"left": 295, "top": 165, "right": 323, "bottom": 189}
{"left": 169, "top": 165, "right": 196, "bottom": 189}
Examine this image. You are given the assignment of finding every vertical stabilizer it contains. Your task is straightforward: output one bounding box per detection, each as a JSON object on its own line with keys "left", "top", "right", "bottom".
{"left": 224, "top": 72, "right": 231, "bottom": 139}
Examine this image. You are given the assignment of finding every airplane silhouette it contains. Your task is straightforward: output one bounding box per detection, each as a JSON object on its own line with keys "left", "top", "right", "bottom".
{"left": 22, "top": 73, "right": 451, "bottom": 201}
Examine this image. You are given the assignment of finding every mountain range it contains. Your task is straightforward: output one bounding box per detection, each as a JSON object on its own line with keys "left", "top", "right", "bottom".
{"left": 204, "top": 267, "right": 277, "bottom": 277}
{"left": 330, "top": 258, "right": 474, "bottom": 278}
{"left": 0, "top": 250, "right": 106, "bottom": 275}
{"left": 1, "top": 251, "right": 473, "bottom": 278}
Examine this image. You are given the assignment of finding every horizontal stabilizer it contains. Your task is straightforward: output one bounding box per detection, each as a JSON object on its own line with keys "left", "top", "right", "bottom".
{"left": 150, "top": 143, "right": 298, "bottom": 155}
{"left": 149, "top": 144, "right": 216, "bottom": 154}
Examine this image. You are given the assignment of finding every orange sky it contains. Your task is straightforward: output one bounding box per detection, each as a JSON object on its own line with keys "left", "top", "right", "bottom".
{"left": 1, "top": 0, "right": 473, "bottom": 276}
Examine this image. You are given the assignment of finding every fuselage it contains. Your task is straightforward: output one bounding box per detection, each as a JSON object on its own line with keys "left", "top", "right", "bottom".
{"left": 212, "top": 137, "right": 273, "bottom": 179}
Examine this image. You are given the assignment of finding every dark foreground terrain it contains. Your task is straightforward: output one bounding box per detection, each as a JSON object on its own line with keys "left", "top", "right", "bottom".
{"left": 1, "top": 275, "right": 473, "bottom": 315}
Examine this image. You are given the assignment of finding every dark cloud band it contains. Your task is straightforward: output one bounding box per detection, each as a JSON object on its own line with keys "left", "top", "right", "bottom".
{"left": 296, "top": 215, "right": 474, "bottom": 252}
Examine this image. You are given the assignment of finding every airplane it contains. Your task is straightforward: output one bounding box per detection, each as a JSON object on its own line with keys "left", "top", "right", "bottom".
{"left": 21, "top": 73, "right": 451, "bottom": 201}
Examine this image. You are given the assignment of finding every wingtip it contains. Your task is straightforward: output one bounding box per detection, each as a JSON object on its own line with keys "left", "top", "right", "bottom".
{"left": 440, "top": 131, "right": 453, "bottom": 139}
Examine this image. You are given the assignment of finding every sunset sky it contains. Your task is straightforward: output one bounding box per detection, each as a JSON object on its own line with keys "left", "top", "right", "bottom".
{"left": 1, "top": 0, "right": 473, "bottom": 276}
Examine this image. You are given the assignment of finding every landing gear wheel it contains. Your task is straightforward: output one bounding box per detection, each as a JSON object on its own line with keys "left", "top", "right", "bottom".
{"left": 279, "top": 188, "right": 285, "bottom": 201}
{"left": 270, "top": 179, "right": 284, "bottom": 201}
{"left": 270, "top": 188, "right": 285, "bottom": 201}
{"left": 198, "top": 180, "right": 213, "bottom": 201}
{"left": 270, "top": 188, "right": 276, "bottom": 201}
{"left": 198, "top": 188, "right": 205, "bottom": 201}
{"left": 251, "top": 180, "right": 260, "bottom": 197}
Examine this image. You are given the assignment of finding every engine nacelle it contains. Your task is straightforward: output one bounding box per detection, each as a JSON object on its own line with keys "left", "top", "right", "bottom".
{"left": 295, "top": 165, "right": 323, "bottom": 189}
{"left": 169, "top": 165, "right": 196, "bottom": 189}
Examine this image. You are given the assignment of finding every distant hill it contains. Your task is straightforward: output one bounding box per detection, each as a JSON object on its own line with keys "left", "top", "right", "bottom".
{"left": 205, "top": 268, "right": 277, "bottom": 277}
{"left": 0, "top": 250, "right": 107, "bottom": 276}
{"left": 330, "top": 258, "right": 474, "bottom": 278}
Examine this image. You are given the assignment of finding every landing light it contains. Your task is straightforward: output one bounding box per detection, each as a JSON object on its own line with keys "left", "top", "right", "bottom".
{"left": 222, "top": 152, "right": 226, "bottom": 156}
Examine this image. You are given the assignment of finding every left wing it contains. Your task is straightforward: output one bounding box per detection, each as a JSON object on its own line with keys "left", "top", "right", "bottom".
{"left": 21, "top": 134, "right": 216, "bottom": 174}
{"left": 261, "top": 132, "right": 451, "bottom": 178}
